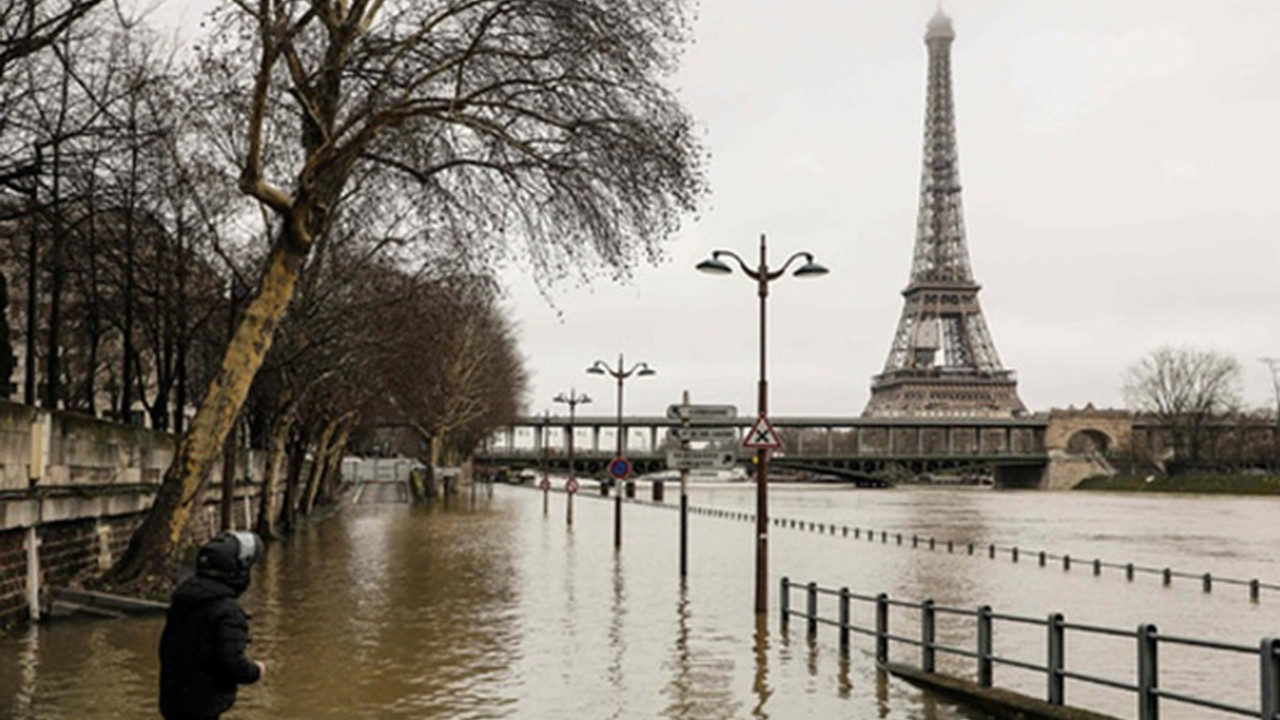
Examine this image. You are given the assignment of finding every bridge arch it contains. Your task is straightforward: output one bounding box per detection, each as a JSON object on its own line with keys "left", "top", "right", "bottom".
{"left": 1066, "top": 429, "right": 1110, "bottom": 454}
{"left": 1044, "top": 407, "right": 1132, "bottom": 456}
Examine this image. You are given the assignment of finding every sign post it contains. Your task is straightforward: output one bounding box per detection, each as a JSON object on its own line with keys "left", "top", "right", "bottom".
{"left": 566, "top": 477, "right": 579, "bottom": 526}
{"left": 679, "top": 391, "right": 691, "bottom": 578}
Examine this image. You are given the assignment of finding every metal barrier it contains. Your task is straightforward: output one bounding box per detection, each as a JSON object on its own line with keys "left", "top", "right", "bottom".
{"left": 781, "top": 577, "right": 1280, "bottom": 720}
{"left": 620, "top": 489, "right": 1279, "bottom": 602}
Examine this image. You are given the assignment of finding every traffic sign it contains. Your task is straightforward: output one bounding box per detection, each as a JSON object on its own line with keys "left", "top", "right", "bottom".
{"left": 565, "top": 478, "right": 580, "bottom": 494}
{"left": 538, "top": 477, "right": 550, "bottom": 491}
{"left": 608, "top": 456, "right": 632, "bottom": 480}
{"left": 666, "top": 449, "right": 737, "bottom": 470}
{"left": 743, "top": 414, "right": 783, "bottom": 450}
{"left": 666, "top": 404, "right": 738, "bottom": 422}
{"left": 668, "top": 426, "right": 738, "bottom": 441}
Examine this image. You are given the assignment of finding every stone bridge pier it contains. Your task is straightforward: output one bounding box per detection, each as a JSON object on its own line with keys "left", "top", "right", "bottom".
{"left": 997, "top": 406, "right": 1132, "bottom": 490}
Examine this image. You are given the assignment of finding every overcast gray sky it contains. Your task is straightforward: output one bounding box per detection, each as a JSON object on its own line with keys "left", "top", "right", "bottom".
{"left": 151, "top": 1, "right": 1280, "bottom": 419}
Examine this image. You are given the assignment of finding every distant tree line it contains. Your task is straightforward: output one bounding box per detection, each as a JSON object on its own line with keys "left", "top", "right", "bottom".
{"left": 1124, "top": 345, "right": 1278, "bottom": 473}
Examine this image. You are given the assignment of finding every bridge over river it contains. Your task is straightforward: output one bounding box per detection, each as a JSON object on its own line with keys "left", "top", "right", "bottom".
{"left": 478, "top": 407, "right": 1149, "bottom": 489}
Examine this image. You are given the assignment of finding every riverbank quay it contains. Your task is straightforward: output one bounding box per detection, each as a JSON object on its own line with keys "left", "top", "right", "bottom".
{"left": 0, "top": 401, "right": 280, "bottom": 629}
{"left": 1075, "top": 473, "right": 1280, "bottom": 495}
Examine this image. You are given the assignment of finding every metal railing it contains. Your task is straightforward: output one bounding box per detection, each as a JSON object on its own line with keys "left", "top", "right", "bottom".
{"left": 621, "top": 491, "right": 1280, "bottom": 602}
{"left": 781, "top": 578, "right": 1280, "bottom": 720}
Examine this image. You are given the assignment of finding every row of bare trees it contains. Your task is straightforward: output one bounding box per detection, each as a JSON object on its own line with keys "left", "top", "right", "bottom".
{"left": 4, "top": 0, "right": 704, "bottom": 589}
{"left": 1124, "top": 345, "right": 1278, "bottom": 472}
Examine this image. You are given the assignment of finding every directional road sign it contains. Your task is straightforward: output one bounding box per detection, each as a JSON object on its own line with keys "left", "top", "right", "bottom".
{"left": 666, "top": 404, "right": 738, "bottom": 422}
{"left": 666, "top": 449, "right": 738, "bottom": 470}
{"left": 668, "top": 426, "right": 738, "bottom": 441}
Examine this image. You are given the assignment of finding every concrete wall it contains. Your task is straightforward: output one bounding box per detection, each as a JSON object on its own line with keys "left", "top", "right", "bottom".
{"left": 0, "top": 401, "right": 277, "bottom": 629}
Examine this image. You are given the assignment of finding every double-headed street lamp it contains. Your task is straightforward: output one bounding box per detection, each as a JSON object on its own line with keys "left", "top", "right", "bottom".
{"left": 553, "top": 390, "right": 592, "bottom": 487}
{"left": 697, "top": 233, "right": 828, "bottom": 615}
{"left": 587, "top": 354, "right": 656, "bottom": 550}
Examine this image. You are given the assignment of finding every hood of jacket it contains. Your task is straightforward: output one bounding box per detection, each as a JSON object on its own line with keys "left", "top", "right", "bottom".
{"left": 171, "top": 575, "right": 242, "bottom": 606}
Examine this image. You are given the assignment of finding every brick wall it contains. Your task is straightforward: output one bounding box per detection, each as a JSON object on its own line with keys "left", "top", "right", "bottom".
{"left": 0, "top": 487, "right": 279, "bottom": 630}
{"left": 0, "top": 529, "right": 26, "bottom": 625}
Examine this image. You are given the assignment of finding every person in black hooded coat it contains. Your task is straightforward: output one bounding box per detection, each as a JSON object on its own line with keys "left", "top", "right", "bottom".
{"left": 159, "top": 531, "right": 266, "bottom": 720}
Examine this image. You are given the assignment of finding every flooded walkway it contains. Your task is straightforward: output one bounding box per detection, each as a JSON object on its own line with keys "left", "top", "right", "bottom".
{"left": 3, "top": 483, "right": 1276, "bottom": 719}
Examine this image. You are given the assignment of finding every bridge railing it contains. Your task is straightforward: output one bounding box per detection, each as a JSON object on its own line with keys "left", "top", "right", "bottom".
{"left": 781, "top": 578, "right": 1280, "bottom": 720}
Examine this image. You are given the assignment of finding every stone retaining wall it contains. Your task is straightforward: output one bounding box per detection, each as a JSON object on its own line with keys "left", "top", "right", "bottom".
{"left": 0, "top": 400, "right": 278, "bottom": 629}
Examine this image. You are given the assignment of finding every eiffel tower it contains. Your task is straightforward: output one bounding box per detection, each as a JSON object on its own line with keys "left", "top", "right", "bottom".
{"left": 863, "top": 9, "right": 1026, "bottom": 418}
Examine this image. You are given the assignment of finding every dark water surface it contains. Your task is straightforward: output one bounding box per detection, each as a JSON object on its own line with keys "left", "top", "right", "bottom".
{"left": 2, "top": 484, "right": 1277, "bottom": 719}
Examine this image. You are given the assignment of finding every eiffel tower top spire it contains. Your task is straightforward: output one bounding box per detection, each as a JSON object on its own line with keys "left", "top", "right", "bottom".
{"left": 914, "top": 2, "right": 972, "bottom": 289}
{"left": 926, "top": 5, "right": 954, "bottom": 41}
{"left": 862, "top": 11, "right": 1026, "bottom": 418}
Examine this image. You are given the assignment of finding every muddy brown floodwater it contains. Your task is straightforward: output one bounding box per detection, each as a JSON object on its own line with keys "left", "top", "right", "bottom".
{"left": 2, "top": 483, "right": 1277, "bottom": 719}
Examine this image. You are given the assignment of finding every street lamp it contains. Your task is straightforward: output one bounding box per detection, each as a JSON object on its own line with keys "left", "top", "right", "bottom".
{"left": 553, "top": 389, "right": 592, "bottom": 489}
{"left": 587, "top": 353, "right": 656, "bottom": 549}
{"left": 697, "top": 233, "right": 828, "bottom": 615}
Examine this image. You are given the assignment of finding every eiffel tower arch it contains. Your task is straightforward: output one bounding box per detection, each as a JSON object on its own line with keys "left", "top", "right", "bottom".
{"left": 864, "top": 9, "right": 1027, "bottom": 418}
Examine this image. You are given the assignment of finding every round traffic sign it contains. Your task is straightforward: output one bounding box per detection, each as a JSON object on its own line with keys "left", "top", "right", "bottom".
{"left": 538, "top": 477, "right": 550, "bottom": 491}
{"left": 565, "top": 478, "right": 580, "bottom": 494}
{"left": 608, "top": 456, "right": 632, "bottom": 480}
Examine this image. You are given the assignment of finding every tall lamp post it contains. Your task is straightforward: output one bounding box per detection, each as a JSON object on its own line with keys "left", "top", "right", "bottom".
{"left": 553, "top": 389, "right": 592, "bottom": 489}
{"left": 587, "top": 354, "right": 656, "bottom": 550}
{"left": 697, "top": 233, "right": 828, "bottom": 615}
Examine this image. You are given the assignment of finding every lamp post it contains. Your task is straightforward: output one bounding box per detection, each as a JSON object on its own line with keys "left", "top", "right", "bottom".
{"left": 588, "top": 354, "right": 656, "bottom": 549}
{"left": 553, "top": 389, "right": 591, "bottom": 521}
{"left": 697, "top": 233, "right": 828, "bottom": 615}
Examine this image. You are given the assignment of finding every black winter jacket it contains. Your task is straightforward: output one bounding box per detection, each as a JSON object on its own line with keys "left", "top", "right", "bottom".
{"left": 159, "top": 575, "right": 261, "bottom": 719}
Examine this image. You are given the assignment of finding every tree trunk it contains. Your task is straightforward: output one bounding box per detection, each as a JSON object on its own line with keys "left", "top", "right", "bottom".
{"left": 280, "top": 435, "right": 306, "bottom": 533}
{"left": 255, "top": 413, "right": 291, "bottom": 540}
{"left": 302, "top": 416, "right": 341, "bottom": 517}
{"left": 429, "top": 434, "right": 447, "bottom": 495}
{"left": 319, "top": 420, "right": 352, "bottom": 505}
{"left": 106, "top": 236, "right": 306, "bottom": 588}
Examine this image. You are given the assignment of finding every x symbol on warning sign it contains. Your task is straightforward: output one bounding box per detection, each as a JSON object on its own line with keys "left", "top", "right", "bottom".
{"left": 743, "top": 414, "right": 782, "bottom": 450}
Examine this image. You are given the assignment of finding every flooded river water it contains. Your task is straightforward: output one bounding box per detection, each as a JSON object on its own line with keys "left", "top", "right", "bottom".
{"left": 2, "top": 483, "right": 1277, "bottom": 719}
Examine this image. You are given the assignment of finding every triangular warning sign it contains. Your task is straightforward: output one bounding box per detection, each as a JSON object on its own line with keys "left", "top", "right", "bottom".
{"left": 743, "top": 413, "right": 783, "bottom": 449}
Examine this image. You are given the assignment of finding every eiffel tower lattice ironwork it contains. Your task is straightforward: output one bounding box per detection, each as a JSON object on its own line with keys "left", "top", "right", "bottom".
{"left": 863, "top": 9, "right": 1026, "bottom": 418}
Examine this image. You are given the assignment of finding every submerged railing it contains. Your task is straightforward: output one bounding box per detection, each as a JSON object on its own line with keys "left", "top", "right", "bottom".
{"left": 781, "top": 578, "right": 1280, "bottom": 719}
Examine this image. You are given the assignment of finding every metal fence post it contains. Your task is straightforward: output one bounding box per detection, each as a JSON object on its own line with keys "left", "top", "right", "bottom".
{"left": 1048, "top": 612, "right": 1065, "bottom": 705}
{"left": 1127, "top": 563, "right": 1135, "bottom": 581}
{"left": 1138, "top": 623, "right": 1159, "bottom": 720}
{"left": 1261, "top": 637, "right": 1279, "bottom": 720}
{"left": 1064, "top": 554, "right": 1071, "bottom": 570}
{"left": 1039, "top": 551, "right": 1046, "bottom": 567}
{"left": 977, "top": 605, "right": 993, "bottom": 688}
{"left": 806, "top": 582, "right": 818, "bottom": 637}
{"left": 1202, "top": 573, "right": 1212, "bottom": 593}
{"left": 922, "top": 599, "right": 936, "bottom": 673}
{"left": 1012, "top": 547, "right": 1019, "bottom": 563}
{"left": 838, "top": 587, "right": 851, "bottom": 654}
{"left": 780, "top": 577, "right": 790, "bottom": 628}
{"left": 1094, "top": 559, "right": 1101, "bottom": 576}
{"left": 1252, "top": 580, "right": 1261, "bottom": 603}
{"left": 988, "top": 544, "right": 996, "bottom": 559}
{"left": 1162, "top": 568, "right": 1172, "bottom": 586}
{"left": 875, "top": 593, "right": 890, "bottom": 664}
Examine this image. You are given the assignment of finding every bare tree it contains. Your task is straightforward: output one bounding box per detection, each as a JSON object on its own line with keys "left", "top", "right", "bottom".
{"left": 1124, "top": 346, "right": 1242, "bottom": 467}
{"left": 109, "top": 0, "right": 703, "bottom": 586}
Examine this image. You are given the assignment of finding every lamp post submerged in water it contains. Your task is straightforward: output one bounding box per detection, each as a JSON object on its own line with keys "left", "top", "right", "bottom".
{"left": 697, "top": 233, "right": 828, "bottom": 615}
{"left": 587, "top": 354, "right": 656, "bottom": 550}
{"left": 553, "top": 389, "right": 591, "bottom": 525}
